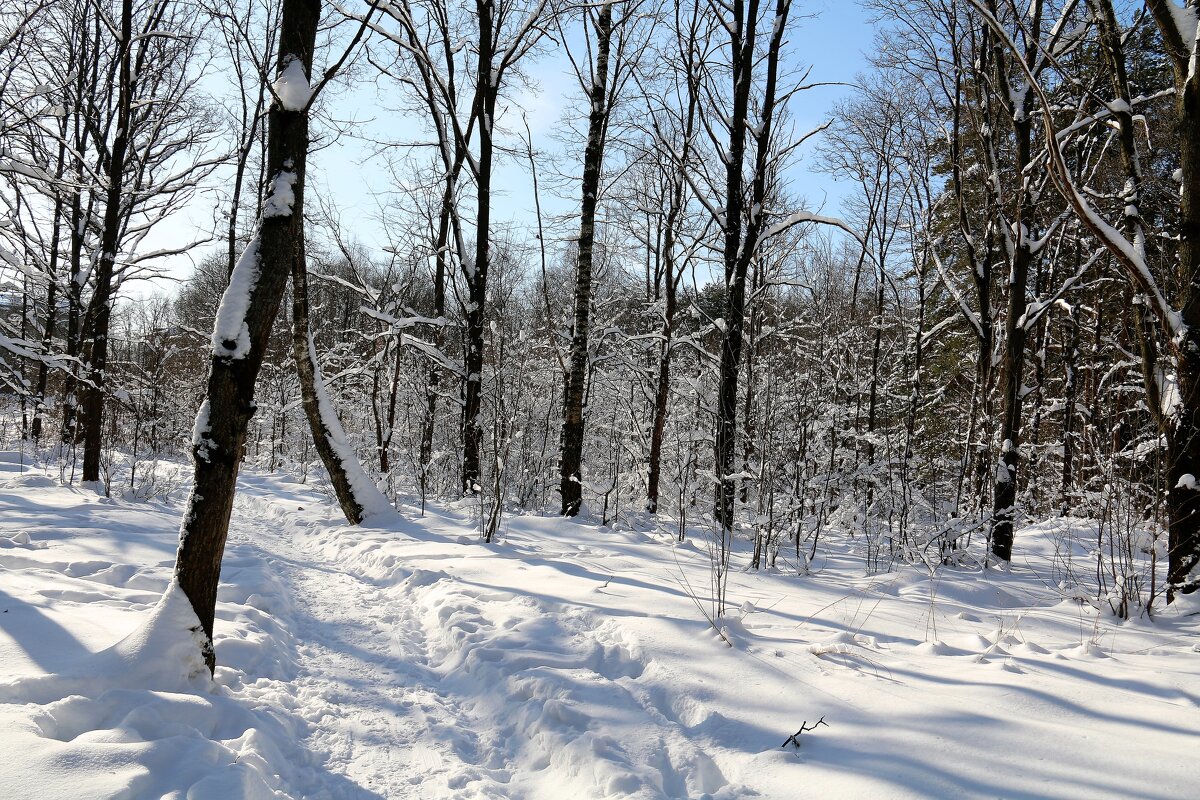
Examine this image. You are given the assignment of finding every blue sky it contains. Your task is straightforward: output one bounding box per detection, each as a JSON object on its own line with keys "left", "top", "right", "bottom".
{"left": 138, "top": 1, "right": 875, "bottom": 295}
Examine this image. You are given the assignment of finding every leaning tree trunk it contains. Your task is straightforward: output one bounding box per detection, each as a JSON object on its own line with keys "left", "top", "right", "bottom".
{"left": 291, "top": 229, "right": 392, "bottom": 525}
{"left": 560, "top": 3, "right": 613, "bottom": 516}
{"left": 173, "top": 0, "right": 320, "bottom": 674}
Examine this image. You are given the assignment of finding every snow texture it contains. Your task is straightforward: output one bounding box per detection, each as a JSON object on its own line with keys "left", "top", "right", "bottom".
{"left": 1, "top": 454, "right": 1197, "bottom": 799}
{"left": 192, "top": 398, "right": 214, "bottom": 461}
{"left": 263, "top": 171, "right": 297, "bottom": 218}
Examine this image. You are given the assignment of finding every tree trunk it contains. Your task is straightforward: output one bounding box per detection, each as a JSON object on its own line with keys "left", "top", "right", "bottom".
{"left": 31, "top": 186, "right": 64, "bottom": 444}
{"left": 60, "top": 134, "right": 89, "bottom": 447}
{"left": 77, "top": 0, "right": 136, "bottom": 483}
{"left": 988, "top": 3, "right": 1041, "bottom": 564}
{"left": 291, "top": 229, "right": 391, "bottom": 525}
{"left": 714, "top": 0, "right": 758, "bottom": 533}
{"left": 646, "top": 284, "right": 675, "bottom": 514}
{"left": 560, "top": 3, "right": 613, "bottom": 516}
{"left": 990, "top": 171, "right": 1032, "bottom": 563}
{"left": 419, "top": 190, "right": 451, "bottom": 508}
{"left": 1164, "top": 25, "right": 1200, "bottom": 599}
{"left": 461, "top": 0, "right": 496, "bottom": 496}
{"left": 173, "top": 0, "right": 320, "bottom": 674}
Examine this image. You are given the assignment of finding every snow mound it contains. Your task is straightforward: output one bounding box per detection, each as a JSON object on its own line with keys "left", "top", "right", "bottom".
{"left": 0, "top": 582, "right": 299, "bottom": 799}
{"left": 0, "top": 581, "right": 209, "bottom": 705}
{"left": 1, "top": 472, "right": 58, "bottom": 489}
{"left": 272, "top": 55, "right": 312, "bottom": 111}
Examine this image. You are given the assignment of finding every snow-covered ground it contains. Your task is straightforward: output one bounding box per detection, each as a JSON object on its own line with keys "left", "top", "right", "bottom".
{"left": 1, "top": 451, "right": 1197, "bottom": 799}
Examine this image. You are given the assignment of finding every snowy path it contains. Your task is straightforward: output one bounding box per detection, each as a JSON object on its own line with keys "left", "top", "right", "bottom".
{"left": 221, "top": 485, "right": 1200, "bottom": 800}
{"left": 251, "top": 522, "right": 510, "bottom": 798}
{"left": 231, "top": 486, "right": 739, "bottom": 799}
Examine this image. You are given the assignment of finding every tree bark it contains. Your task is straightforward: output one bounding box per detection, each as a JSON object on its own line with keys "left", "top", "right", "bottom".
{"left": 291, "top": 226, "right": 391, "bottom": 525}
{"left": 715, "top": 0, "right": 788, "bottom": 534}
{"left": 1145, "top": 0, "right": 1200, "bottom": 598}
{"left": 714, "top": 0, "right": 759, "bottom": 533}
{"left": 173, "top": 0, "right": 320, "bottom": 673}
{"left": 989, "top": 0, "right": 1041, "bottom": 563}
{"left": 560, "top": 3, "right": 613, "bottom": 516}
{"left": 77, "top": 0, "right": 136, "bottom": 483}
{"left": 461, "top": 0, "right": 496, "bottom": 496}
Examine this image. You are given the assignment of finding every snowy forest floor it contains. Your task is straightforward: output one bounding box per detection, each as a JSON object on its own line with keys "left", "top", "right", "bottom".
{"left": 0, "top": 452, "right": 1197, "bottom": 799}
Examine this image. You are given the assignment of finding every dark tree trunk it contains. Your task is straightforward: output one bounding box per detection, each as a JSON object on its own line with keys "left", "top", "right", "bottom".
{"left": 422, "top": 169, "right": 458, "bottom": 506}
{"left": 645, "top": 190, "right": 683, "bottom": 516}
{"left": 78, "top": 0, "right": 136, "bottom": 483}
{"left": 714, "top": 0, "right": 758, "bottom": 533}
{"left": 989, "top": 1, "right": 1042, "bottom": 564}
{"left": 560, "top": 3, "right": 613, "bottom": 516}
{"left": 419, "top": 192, "right": 450, "bottom": 507}
{"left": 990, "top": 125, "right": 1033, "bottom": 563}
{"left": 173, "top": 0, "right": 320, "bottom": 673}
{"left": 60, "top": 157, "right": 88, "bottom": 447}
{"left": 1060, "top": 245, "right": 1081, "bottom": 515}
{"left": 646, "top": 302, "right": 674, "bottom": 513}
{"left": 715, "top": 0, "right": 788, "bottom": 534}
{"left": 646, "top": 18, "right": 700, "bottom": 515}
{"left": 1157, "top": 4, "right": 1200, "bottom": 599}
{"left": 31, "top": 174, "right": 64, "bottom": 444}
{"left": 461, "top": 0, "right": 496, "bottom": 496}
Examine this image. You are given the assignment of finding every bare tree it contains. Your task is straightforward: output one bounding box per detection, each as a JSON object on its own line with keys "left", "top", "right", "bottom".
{"left": 559, "top": 0, "right": 644, "bottom": 515}
{"left": 174, "top": 0, "right": 323, "bottom": 673}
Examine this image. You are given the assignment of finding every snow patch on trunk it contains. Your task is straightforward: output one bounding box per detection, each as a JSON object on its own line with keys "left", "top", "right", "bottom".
{"left": 272, "top": 55, "right": 312, "bottom": 111}
{"left": 211, "top": 235, "right": 261, "bottom": 360}
{"left": 262, "top": 170, "right": 297, "bottom": 218}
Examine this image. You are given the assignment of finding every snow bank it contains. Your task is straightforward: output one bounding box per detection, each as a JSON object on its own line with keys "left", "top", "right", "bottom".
{"left": 0, "top": 466, "right": 357, "bottom": 799}
{"left": 0, "top": 580, "right": 208, "bottom": 705}
{"left": 3, "top": 459, "right": 1198, "bottom": 798}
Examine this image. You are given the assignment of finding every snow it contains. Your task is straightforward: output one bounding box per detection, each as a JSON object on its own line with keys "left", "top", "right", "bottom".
{"left": 211, "top": 235, "right": 260, "bottom": 360}
{"left": 305, "top": 332, "right": 396, "bottom": 521}
{"left": 1, "top": 455, "right": 1198, "bottom": 798}
{"left": 1166, "top": 1, "right": 1198, "bottom": 59}
{"left": 1157, "top": 365, "right": 1181, "bottom": 419}
{"left": 272, "top": 56, "right": 312, "bottom": 112}
{"left": 192, "top": 398, "right": 214, "bottom": 462}
{"left": 262, "top": 171, "right": 297, "bottom": 218}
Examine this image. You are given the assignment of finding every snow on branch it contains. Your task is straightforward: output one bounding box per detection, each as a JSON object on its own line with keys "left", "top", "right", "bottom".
{"left": 761, "top": 211, "right": 862, "bottom": 245}
{"left": 966, "top": 0, "right": 1185, "bottom": 344}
